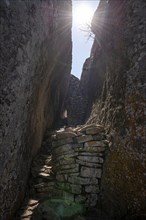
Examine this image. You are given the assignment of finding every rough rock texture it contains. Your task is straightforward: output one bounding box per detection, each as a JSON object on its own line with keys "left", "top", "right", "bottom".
{"left": 79, "top": 58, "right": 95, "bottom": 122}
{"left": 65, "top": 52, "right": 105, "bottom": 126}
{"left": 65, "top": 75, "right": 81, "bottom": 126}
{"left": 65, "top": 65, "right": 95, "bottom": 127}
{"left": 84, "top": 0, "right": 146, "bottom": 218}
{"left": 65, "top": 75, "right": 85, "bottom": 126}
{"left": 15, "top": 124, "right": 108, "bottom": 220}
{"left": 51, "top": 125, "right": 107, "bottom": 207}
{"left": 0, "top": 0, "right": 72, "bottom": 219}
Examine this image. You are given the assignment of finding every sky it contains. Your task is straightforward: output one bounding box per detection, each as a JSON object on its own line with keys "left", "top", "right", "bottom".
{"left": 71, "top": 0, "right": 99, "bottom": 79}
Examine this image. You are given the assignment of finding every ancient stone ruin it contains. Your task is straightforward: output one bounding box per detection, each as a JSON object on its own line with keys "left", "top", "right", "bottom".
{"left": 14, "top": 124, "right": 108, "bottom": 220}
{"left": 51, "top": 125, "right": 107, "bottom": 207}
{"left": 0, "top": 0, "right": 146, "bottom": 219}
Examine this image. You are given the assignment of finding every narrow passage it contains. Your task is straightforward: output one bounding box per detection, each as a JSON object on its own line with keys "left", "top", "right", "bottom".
{"left": 15, "top": 124, "right": 109, "bottom": 220}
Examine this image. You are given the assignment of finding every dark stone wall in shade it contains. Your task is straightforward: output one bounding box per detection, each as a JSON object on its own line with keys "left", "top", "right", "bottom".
{"left": 0, "top": 1, "right": 72, "bottom": 219}
{"left": 81, "top": 0, "right": 146, "bottom": 218}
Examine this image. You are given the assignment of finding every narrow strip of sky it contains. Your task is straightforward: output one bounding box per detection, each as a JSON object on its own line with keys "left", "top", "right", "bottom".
{"left": 72, "top": 0, "right": 99, "bottom": 79}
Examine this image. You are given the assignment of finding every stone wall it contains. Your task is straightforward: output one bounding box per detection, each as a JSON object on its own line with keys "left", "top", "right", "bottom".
{"left": 83, "top": 0, "right": 146, "bottom": 218}
{"left": 0, "top": 1, "right": 72, "bottom": 219}
{"left": 51, "top": 125, "right": 108, "bottom": 207}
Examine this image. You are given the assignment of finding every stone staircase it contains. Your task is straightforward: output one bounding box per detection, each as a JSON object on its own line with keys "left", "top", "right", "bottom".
{"left": 14, "top": 124, "right": 109, "bottom": 220}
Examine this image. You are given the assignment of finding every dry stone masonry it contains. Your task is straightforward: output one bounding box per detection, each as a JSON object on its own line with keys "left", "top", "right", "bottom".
{"left": 1, "top": 0, "right": 145, "bottom": 219}
{"left": 51, "top": 124, "right": 108, "bottom": 207}
{"left": 14, "top": 124, "right": 108, "bottom": 220}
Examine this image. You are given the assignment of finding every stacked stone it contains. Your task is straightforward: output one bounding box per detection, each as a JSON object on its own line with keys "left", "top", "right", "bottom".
{"left": 51, "top": 124, "right": 108, "bottom": 207}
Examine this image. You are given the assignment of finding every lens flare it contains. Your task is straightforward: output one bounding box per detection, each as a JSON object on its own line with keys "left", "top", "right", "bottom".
{"left": 73, "top": 4, "right": 93, "bottom": 27}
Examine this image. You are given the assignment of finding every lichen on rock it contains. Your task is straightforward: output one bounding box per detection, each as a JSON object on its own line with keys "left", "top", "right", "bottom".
{"left": 82, "top": 0, "right": 146, "bottom": 218}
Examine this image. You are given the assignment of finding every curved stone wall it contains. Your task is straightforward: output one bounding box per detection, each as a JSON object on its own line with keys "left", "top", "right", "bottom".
{"left": 51, "top": 125, "right": 108, "bottom": 207}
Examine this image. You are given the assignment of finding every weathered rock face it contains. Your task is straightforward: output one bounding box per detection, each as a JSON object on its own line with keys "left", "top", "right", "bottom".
{"left": 80, "top": 58, "right": 95, "bottom": 122}
{"left": 14, "top": 124, "right": 108, "bottom": 220}
{"left": 65, "top": 75, "right": 85, "bottom": 126}
{"left": 65, "top": 75, "right": 80, "bottom": 126}
{"left": 84, "top": 0, "right": 146, "bottom": 218}
{"left": 0, "top": 0, "right": 72, "bottom": 219}
{"left": 65, "top": 64, "right": 97, "bottom": 126}
{"left": 66, "top": 46, "right": 106, "bottom": 126}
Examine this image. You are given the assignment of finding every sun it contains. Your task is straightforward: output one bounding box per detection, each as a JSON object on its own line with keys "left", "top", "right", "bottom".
{"left": 73, "top": 3, "right": 93, "bottom": 27}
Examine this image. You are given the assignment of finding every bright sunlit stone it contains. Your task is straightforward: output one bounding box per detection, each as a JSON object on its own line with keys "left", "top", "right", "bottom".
{"left": 73, "top": 3, "right": 93, "bottom": 27}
